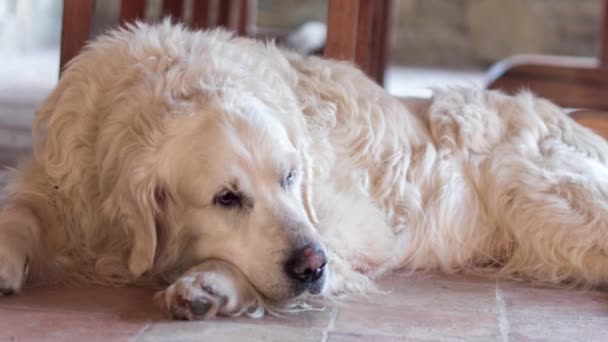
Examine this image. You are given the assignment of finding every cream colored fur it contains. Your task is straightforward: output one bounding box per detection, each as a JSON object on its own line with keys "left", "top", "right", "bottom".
{"left": 1, "top": 21, "right": 608, "bottom": 319}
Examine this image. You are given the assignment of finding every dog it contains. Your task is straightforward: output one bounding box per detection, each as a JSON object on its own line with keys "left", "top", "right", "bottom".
{"left": 1, "top": 21, "right": 608, "bottom": 320}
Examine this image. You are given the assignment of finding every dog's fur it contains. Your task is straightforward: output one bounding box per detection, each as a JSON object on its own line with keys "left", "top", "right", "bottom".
{"left": 1, "top": 21, "right": 608, "bottom": 319}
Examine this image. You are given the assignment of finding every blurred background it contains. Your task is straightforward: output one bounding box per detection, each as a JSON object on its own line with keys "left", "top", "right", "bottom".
{"left": 0, "top": 0, "right": 605, "bottom": 131}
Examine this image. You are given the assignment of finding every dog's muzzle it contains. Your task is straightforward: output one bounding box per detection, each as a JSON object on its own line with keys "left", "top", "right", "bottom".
{"left": 284, "top": 242, "right": 327, "bottom": 294}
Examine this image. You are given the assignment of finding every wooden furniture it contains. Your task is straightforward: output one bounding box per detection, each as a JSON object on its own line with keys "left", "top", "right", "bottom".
{"left": 120, "top": 0, "right": 257, "bottom": 33}
{"left": 486, "top": 0, "right": 608, "bottom": 110}
{"left": 60, "top": 0, "right": 258, "bottom": 72}
{"left": 571, "top": 110, "right": 608, "bottom": 139}
{"left": 59, "top": 0, "right": 95, "bottom": 71}
{"left": 324, "top": 0, "right": 392, "bottom": 85}
{"left": 60, "top": 0, "right": 392, "bottom": 85}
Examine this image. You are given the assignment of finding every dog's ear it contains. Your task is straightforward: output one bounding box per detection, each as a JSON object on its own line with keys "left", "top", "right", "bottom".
{"left": 33, "top": 63, "right": 167, "bottom": 280}
{"left": 101, "top": 163, "right": 166, "bottom": 279}
{"left": 126, "top": 181, "right": 162, "bottom": 278}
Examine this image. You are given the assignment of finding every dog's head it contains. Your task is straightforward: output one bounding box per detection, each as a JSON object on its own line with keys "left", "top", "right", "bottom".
{"left": 161, "top": 92, "right": 327, "bottom": 301}
{"left": 36, "top": 23, "right": 328, "bottom": 303}
{"left": 102, "top": 87, "right": 326, "bottom": 302}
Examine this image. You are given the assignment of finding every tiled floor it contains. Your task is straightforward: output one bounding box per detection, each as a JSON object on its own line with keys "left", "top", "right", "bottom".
{"left": 1, "top": 273, "right": 607, "bottom": 341}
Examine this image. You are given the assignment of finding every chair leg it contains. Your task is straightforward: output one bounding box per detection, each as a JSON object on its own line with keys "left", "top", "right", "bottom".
{"left": 600, "top": 0, "right": 608, "bottom": 66}
{"left": 120, "top": 0, "right": 147, "bottom": 24}
{"left": 324, "top": 0, "right": 360, "bottom": 62}
{"left": 191, "top": 0, "right": 212, "bottom": 29}
{"left": 237, "top": 0, "right": 257, "bottom": 36}
{"left": 60, "top": 0, "right": 95, "bottom": 75}
{"left": 368, "top": 0, "right": 391, "bottom": 85}
{"left": 325, "top": 0, "right": 391, "bottom": 85}
{"left": 217, "top": 0, "right": 232, "bottom": 28}
{"left": 162, "top": 0, "right": 184, "bottom": 20}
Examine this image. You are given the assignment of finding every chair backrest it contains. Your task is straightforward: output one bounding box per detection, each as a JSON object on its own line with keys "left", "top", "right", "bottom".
{"left": 60, "top": 0, "right": 392, "bottom": 84}
{"left": 60, "top": 0, "right": 257, "bottom": 72}
{"left": 601, "top": 0, "right": 608, "bottom": 67}
{"left": 120, "top": 0, "right": 256, "bottom": 32}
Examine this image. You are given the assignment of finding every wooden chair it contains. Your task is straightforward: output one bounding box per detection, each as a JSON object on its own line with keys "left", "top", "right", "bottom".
{"left": 486, "top": 0, "right": 608, "bottom": 110}
{"left": 324, "top": 0, "right": 392, "bottom": 85}
{"left": 59, "top": 0, "right": 392, "bottom": 85}
{"left": 60, "top": 0, "right": 258, "bottom": 72}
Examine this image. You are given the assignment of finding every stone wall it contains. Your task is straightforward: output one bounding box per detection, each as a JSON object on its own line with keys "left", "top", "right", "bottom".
{"left": 392, "top": 0, "right": 603, "bottom": 67}
{"left": 255, "top": 0, "right": 604, "bottom": 68}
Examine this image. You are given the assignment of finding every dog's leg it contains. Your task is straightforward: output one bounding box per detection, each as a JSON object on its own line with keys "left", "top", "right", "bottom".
{"left": 0, "top": 206, "right": 40, "bottom": 295}
{"left": 155, "top": 259, "right": 259, "bottom": 320}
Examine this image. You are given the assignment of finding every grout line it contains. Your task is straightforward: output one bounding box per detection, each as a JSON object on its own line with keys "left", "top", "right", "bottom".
{"left": 495, "top": 280, "right": 511, "bottom": 342}
{"left": 130, "top": 322, "right": 152, "bottom": 342}
{"left": 320, "top": 307, "right": 339, "bottom": 342}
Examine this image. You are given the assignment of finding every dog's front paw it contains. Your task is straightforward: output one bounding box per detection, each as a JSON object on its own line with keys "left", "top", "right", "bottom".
{"left": 155, "top": 260, "right": 258, "bottom": 320}
{"left": 0, "top": 247, "right": 28, "bottom": 296}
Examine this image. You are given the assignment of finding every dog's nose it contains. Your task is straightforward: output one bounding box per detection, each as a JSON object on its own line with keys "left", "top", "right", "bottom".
{"left": 285, "top": 243, "right": 327, "bottom": 283}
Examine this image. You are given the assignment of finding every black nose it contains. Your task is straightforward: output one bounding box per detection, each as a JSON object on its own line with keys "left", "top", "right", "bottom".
{"left": 284, "top": 243, "right": 327, "bottom": 283}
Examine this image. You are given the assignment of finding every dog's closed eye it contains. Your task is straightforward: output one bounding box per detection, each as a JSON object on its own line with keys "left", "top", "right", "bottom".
{"left": 214, "top": 190, "right": 241, "bottom": 208}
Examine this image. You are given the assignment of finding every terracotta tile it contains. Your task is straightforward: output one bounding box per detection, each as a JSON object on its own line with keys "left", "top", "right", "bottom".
{"left": 499, "top": 281, "right": 608, "bottom": 317}
{"left": 134, "top": 302, "right": 331, "bottom": 341}
{"left": 138, "top": 321, "right": 324, "bottom": 342}
{"left": 332, "top": 273, "right": 501, "bottom": 340}
{"left": 1, "top": 271, "right": 607, "bottom": 342}
{"left": 227, "top": 305, "right": 332, "bottom": 329}
{"left": 327, "top": 331, "right": 488, "bottom": 342}
{"left": 327, "top": 332, "right": 408, "bottom": 341}
{"left": 361, "top": 272, "right": 498, "bottom": 306}
{"left": 327, "top": 333, "right": 496, "bottom": 342}
{"left": 0, "top": 286, "right": 163, "bottom": 321}
{"left": 0, "top": 306, "right": 147, "bottom": 342}
{"left": 507, "top": 316, "right": 608, "bottom": 342}
{"left": 334, "top": 303, "right": 500, "bottom": 341}
{"left": 500, "top": 282, "right": 608, "bottom": 341}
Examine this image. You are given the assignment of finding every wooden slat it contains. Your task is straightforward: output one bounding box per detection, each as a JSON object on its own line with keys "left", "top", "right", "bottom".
{"left": 191, "top": 0, "right": 211, "bottom": 29}
{"left": 161, "top": 0, "right": 183, "bottom": 19}
{"left": 327, "top": 0, "right": 391, "bottom": 85}
{"left": 601, "top": 0, "right": 608, "bottom": 66}
{"left": 571, "top": 110, "right": 608, "bottom": 139}
{"left": 354, "top": 0, "right": 374, "bottom": 74}
{"left": 324, "top": 0, "right": 360, "bottom": 61}
{"left": 120, "top": 0, "right": 147, "bottom": 24}
{"left": 60, "top": 0, "right": 95, "bottom": 74}
{"left": 237, "top": 0, "right": 257, "bottom": 36}
{"left": 369, "top": 0, "right": 392, "bottom": 85}
{"left": 486, "top": 55, "right": 608, "bottom": 110}
{"left": 217, "top": 0, "right": 232, "bottom": 28}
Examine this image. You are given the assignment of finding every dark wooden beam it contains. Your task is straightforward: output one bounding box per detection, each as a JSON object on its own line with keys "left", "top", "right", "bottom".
{"left": 60, "top": 0, "right": 95, "bottom": 74}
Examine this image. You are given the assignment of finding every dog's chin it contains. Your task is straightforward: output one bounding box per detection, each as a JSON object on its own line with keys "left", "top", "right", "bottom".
{"left": 306, "top": 284, "right": 324, "bottom": 295}
{"left": 288, "top": 273, "right": 327, "bottom": 298}
{"left": 307, "top": 276, "right": 326, "bottom": 295}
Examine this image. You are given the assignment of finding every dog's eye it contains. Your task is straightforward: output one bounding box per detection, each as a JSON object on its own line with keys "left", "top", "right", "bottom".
{"left": 283, "top": 170, "right": 296, "bottom": 187}
{"left": 214, "top": 191, "right": 241, "bottom": 208}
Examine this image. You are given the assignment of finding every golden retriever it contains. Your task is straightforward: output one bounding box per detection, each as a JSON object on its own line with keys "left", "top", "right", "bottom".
{"left": 1, "top": 21, "right": 608, "bottom": 320}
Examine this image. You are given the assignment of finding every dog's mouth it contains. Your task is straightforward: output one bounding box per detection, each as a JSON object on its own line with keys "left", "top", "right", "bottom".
{"left": 287, "top": 270, "right": 327, "bottom": 298}
{"left": 306, "top": 276, "right": 325, "bottom": 295}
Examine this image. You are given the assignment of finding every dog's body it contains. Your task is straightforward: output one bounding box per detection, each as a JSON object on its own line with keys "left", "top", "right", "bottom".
{"left": 1, "top": 22, "right": 608, "bottom": 319}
